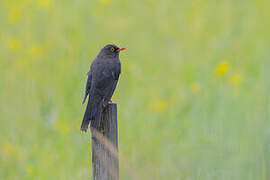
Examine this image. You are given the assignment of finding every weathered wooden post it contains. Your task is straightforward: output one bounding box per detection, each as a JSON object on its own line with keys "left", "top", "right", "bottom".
{"left": 91, "top": 103, "right": 119, "bottom": 180}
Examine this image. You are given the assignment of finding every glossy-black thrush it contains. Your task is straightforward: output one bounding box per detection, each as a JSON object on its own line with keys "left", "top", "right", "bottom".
{"left": 81, "top": 44, "right": 126, "bottom": 132}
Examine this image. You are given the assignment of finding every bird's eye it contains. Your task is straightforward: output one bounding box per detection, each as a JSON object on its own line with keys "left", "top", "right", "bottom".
{"left": 110, "top": 47, "right": 115, "bottom": 52}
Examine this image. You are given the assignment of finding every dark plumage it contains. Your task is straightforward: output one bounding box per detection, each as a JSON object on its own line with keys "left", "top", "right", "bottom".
{"left": 81, "top": 44, "right": 126, "bottom": 132}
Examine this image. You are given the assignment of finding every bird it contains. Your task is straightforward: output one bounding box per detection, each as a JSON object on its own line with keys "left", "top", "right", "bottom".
{"left": 81, "top": 44, "right": 126, "bottom": 132}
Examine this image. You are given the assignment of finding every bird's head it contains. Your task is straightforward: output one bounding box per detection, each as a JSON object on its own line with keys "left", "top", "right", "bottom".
{"left": 99, "top": 44, "right": 126, "bottom": 58}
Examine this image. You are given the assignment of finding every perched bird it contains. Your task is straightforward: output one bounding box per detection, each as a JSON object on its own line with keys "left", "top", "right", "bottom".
{"left": 81, "top": 44, "right": 126, "bottom": 132}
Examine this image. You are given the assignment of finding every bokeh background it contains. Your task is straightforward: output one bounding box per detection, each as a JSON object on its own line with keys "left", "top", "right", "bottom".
{"left": 1, "top": 0, "right": 270, "bottom": 179}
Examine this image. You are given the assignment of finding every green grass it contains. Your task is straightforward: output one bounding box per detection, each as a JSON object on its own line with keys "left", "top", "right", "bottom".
{"left": 0, "top": 0, "right": 270, "bottom": 179}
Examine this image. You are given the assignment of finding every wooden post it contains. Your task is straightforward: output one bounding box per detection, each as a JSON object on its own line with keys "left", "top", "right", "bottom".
{"left": 91, "top": 103, "right": 119, "bottom": 180}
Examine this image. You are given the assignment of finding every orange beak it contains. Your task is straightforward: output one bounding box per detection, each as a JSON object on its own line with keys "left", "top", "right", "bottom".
{"left": 117, "top": 47, "right": 126, "bottom": 52}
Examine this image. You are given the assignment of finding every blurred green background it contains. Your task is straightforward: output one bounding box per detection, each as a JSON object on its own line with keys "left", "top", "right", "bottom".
{"left": 0, "top": 0, "right": 270, "bottom": 179}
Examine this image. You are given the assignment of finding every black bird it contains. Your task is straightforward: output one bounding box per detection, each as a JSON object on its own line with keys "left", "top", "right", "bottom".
{"left": 81, "top": 44, "right": 126, "bottom": 132}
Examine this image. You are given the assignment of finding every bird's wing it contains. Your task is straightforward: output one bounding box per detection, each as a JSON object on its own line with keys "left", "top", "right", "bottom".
{"left": 102, "top": 68, "right": 120, "bottom": 106}
{"left": 82, "top": 70, "right": 92, "bottom": 104}
{"left": 103, "top": 79, "right": 118, "bottom": 104}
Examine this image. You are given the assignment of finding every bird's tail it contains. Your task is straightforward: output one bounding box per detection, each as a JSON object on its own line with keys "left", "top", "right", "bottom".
{"left": 81, "top": 95, "right": 103, "bottom": 132}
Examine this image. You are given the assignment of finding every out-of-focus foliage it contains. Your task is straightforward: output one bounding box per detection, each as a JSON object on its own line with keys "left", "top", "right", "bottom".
{"left": 0, "top": 0, "right": 270, "bottom": 179}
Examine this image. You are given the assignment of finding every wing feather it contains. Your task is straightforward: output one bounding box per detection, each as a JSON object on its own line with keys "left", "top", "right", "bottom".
{"left": 82, "top": 71, "right": 92, "bottom": 104}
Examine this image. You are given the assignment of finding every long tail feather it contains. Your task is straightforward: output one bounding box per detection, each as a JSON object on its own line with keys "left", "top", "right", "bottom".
{"left": 81, "top": 95, "right": 103, "bottom": 132}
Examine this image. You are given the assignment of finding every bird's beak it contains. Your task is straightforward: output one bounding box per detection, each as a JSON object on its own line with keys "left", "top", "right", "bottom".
{"left": 117, "top": 47, "right": 126, "bottom": 52}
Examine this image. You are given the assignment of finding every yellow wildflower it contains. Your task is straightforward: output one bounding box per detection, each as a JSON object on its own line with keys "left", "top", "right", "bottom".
{"left": 230, "top": 74, "right": 242, "bottom": 85}
{"left": 2, "top": 143, "right": 22, "bottom": 159}
{"left": 39, "top": 0, "right": 51, "bottom": 9}
{"left": 8, "top": 6, "right": 21, "bottom": 23}
{"left": 26, "top": 165, "right": 34, "bottom": 174}
{"left": 29, "top": 46, "right": 42, "bottom": 58}
{"left": 8, "top": 38, "right": 21, "bottom": 51}
{"left": 215, "top": 61, "right": 229, "bottom": 76}
{"left": 55, "top": 121, "right": 70, "bottom": 134}
{"left": 190, "top": 82, "right": 201, "bottom": 94}
{"left": 148, "top": 100, "right": 168, "bottom": 112}
{"left": 3, "top": 143, "right": 13, "bottom": 154}
{"left": 100, "top": 0, "right": 112, "bottom": 5}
